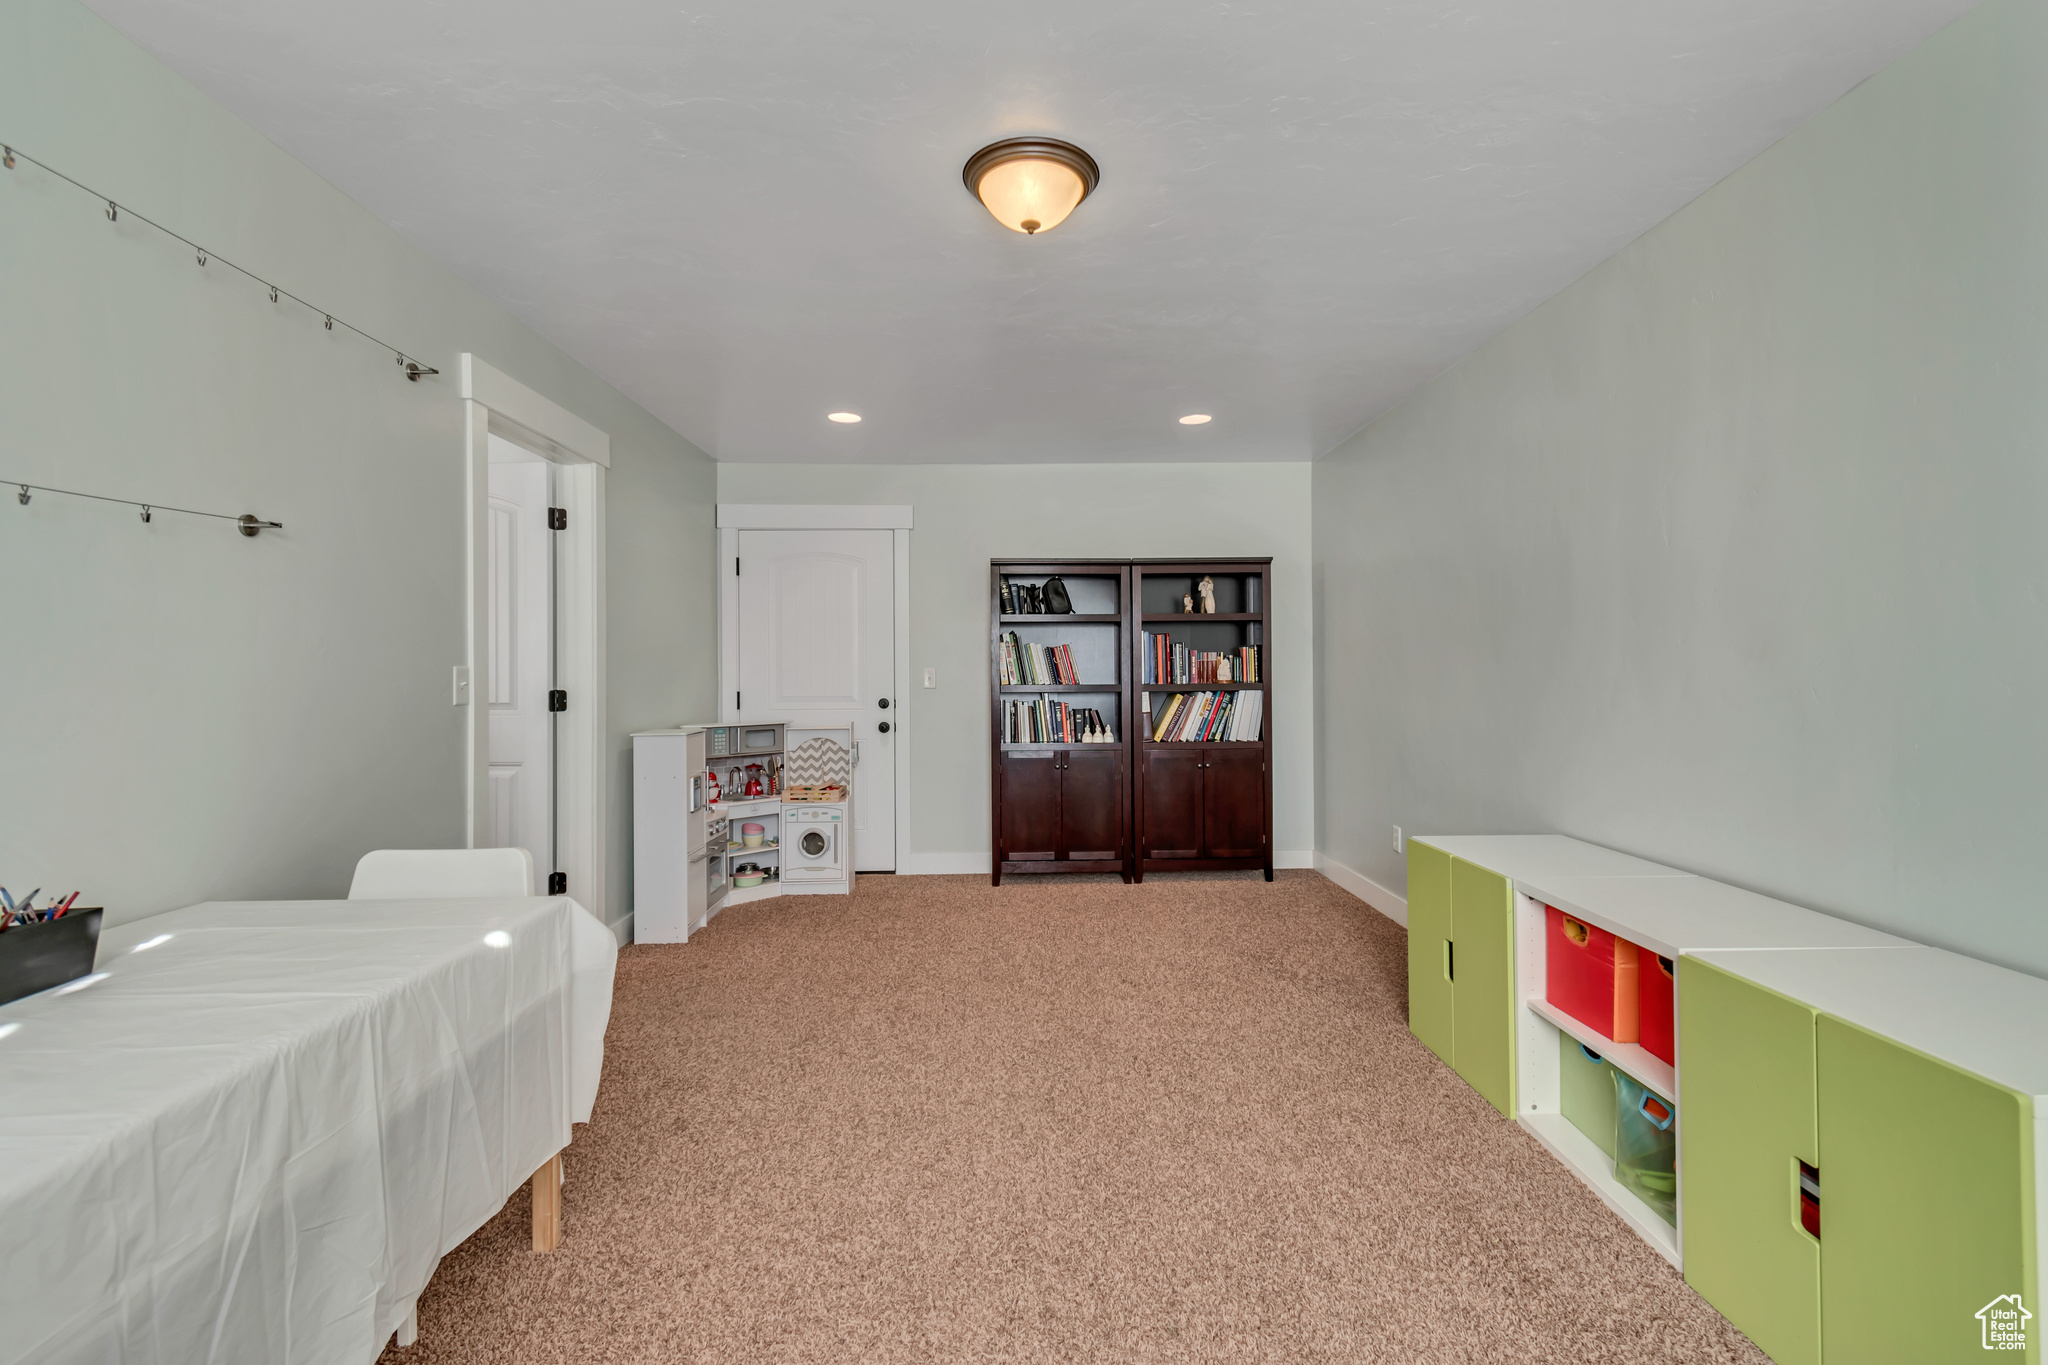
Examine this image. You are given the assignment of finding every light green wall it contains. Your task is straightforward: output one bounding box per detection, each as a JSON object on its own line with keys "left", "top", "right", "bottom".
{"left": 0, "top": 0, "right": 716, "bottom": 930}
{"left": 1313, "top": 0, "right": 2048, "bottom": 974}
{"left": 715, "top": 463, "right": 1315, "bottom": 867}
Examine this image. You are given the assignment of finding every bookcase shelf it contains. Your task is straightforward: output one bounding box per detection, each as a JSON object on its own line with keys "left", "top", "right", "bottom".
{"left": 1141, "top": 613, "right": 1262, "bottom": 623}
{"left": 1000, "top": 684, "right": 1119, "bottom": 693}
{"left": 1001, "top": 613, "right": 1121, "bottom": 624}
{"left": 1142, "top": 681, "right": 1265, "bottom": 692}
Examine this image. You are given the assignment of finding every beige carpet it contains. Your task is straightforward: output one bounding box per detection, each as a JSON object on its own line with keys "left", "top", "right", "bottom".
{"left": 381, "top": 871, "right": 1768, "bottom": 1364}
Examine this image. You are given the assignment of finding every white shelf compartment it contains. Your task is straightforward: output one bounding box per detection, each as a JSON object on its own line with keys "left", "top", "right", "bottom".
{"left": 1527, "top": 995, "right": 1676, "bottom": 1099}
{"left": 1520, "top": 1112, "right": 1681, "bottom": 1267}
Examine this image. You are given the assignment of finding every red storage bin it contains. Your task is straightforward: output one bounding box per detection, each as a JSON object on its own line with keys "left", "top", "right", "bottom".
{"left": 1546, "top": 905, "right": 1640, "bottom": 1042}
{"left": 1639, "top": 951, "right": 1676, "bottom": 1064}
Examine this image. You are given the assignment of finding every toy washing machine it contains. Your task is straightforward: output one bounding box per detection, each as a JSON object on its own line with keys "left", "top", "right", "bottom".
{"left": 782, "top": 804, "right": 847, "bottom": 887}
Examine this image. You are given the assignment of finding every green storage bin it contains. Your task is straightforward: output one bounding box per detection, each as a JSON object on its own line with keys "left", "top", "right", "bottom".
{"left": 1614, "top": 1072, "right": 1678, "bottom": 1225}
{"left": 1560, "top": 1036, "right": 1618, "bottom": 1159}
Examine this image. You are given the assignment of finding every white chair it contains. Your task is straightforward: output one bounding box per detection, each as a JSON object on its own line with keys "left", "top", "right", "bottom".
{"left": 347, "top": 847, "right": 536, "bottom": 899}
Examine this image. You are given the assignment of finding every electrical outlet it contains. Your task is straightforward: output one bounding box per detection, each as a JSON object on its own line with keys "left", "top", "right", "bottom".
{"left": 452, "top": 665, "right": 471, "bottom": 706}
{"left": 923, "top": 667, "right": 936, "bottom": 688}
{"left": 1393, "top": 825, "right": 1404, "bottom": 854}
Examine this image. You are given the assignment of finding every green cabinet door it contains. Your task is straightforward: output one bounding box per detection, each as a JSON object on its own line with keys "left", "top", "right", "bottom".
{"left": 1819, "top": 1016, "right": 2037, "bottom": 1364}
{"left": 1406, "top": 842, "right": 1454, "bottom": 1067}
{"left": 1449, "top": 857, "right": 1515, "bottom": 1116}
{"left": 1677, "top": 958, "right": 1821, "bottom": 1365}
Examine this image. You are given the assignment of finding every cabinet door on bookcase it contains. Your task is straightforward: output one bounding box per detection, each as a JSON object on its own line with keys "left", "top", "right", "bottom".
{"left": 998, "top": 753, "right": 1061, "bottom": 861}
{"left": 1201, "top": 748, "right": 1265, "bottom": 858}
{"left": 1141, "top": 747, "right": 1204, "bottom": 859}
{"left": 1059, "top": 749, "right": 1124, "bottom": 861}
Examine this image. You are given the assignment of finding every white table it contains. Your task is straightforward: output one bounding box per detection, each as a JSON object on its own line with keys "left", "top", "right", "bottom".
{"left": 0, "top": 896, "right": 617, "bottom": 1365}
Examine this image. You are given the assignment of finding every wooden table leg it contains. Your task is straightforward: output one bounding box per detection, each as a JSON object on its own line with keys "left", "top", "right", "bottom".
{"left": 531, "top": 1152, "right": 564, "bottom": 1253}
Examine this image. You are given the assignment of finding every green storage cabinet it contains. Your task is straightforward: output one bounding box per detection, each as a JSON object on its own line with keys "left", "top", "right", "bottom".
{"left": 1818, "top": 1016, "right": 2037, "bottom": 1365}
{"left": 1678, "top": 957, "right": 1822, "bottom": 1365}
{"left": 1406, "top": 842, "right": 1454, "bottom": 1067}
{"left": 1449, "top": 856, "right": 1516, "bottom": 1117}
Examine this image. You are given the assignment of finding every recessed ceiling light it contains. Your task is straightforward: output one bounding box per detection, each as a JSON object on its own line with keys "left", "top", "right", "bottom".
{"left": 964, "top": 138, "right": 1100, "bottom": 236}
{"left": 828, "top": 412, "right": 862, "bottom": 424}
{"left": 1179, "top": 414, "right": 1212, "bottom": 425}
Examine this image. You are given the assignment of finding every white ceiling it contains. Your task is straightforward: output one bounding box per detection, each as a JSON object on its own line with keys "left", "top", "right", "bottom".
{"left": 85, "top": 0, "right": 1972, "bottom": 463}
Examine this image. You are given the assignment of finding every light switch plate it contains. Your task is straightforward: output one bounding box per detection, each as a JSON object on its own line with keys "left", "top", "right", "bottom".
{"left": 923, "top": 667, "right": 936, "bottom": 688}
{"left": 452, "top": 665, "right": 471, "bottom": 706}
{"left": 1393, "top": 825, "right": 1404, "bottom": 853}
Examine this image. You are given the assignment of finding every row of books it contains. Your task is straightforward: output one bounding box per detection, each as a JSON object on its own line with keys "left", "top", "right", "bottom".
{"left": 997, "top": 632, "right": 1081, "bottom": 686}
{"left": 1148, "top": 690, "right": 1263, "bottom": 743}
{"left": 1004, "top": 699, "right": 1117, "bottom": 745}
{"left": 1140, "top": 633, "right": 1259, "bottom": 685}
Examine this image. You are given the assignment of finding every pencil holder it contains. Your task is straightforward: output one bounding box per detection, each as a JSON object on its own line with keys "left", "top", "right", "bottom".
{"left": 0, "top": 908, "right": 104, "bottom": 1006}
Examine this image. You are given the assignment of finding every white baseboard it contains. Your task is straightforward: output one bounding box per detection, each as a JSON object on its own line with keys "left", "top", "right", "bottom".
{"left": 1313, "top": 851, "right": 1408, "bottom": 926}
{"left": 1275, "top": 849, "right": 1313, "bottom": 870}
{"left": 902, "top": 852, "right": 992, "bottom": 876}
{"left": 609, "top": 913, "right": 633, "bottom": 947}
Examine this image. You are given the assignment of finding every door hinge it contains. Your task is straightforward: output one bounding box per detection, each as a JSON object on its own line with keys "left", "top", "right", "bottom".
{"left": 734, "top": 556, "right": 740, "bottom": 575}
{"left": 547, "top": 507, "right": 567, "bottom": 530}
{"left": 735, "top": 691, "right": 741, "bottom": 711}
{"left": 548, "top": 689, "right": 568, "bottom": 712}
{"left": 547, "top": 871, "right": 567, "bottom": 895}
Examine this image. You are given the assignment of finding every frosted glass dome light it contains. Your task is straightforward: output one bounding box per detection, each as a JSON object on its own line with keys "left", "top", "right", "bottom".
{"left": 964, "top": 138, "right": 1100, "bottom": 236}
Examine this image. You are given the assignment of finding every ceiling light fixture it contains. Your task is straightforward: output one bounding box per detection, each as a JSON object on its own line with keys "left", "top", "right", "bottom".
{"left": 828, "top": 412, "right": 862, "bottom": 424}
{"left": 1179, "top": 414, "right": 1212, "bottom": 425}
{"left": 963, "top": 137, "right": 1100, "bottom": 236}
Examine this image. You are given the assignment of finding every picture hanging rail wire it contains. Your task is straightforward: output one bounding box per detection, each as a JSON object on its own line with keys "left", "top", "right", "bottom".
{"left": 8, "top": 478, "right": 281, "bottom": 536}
{"left": 0, "top": 140, "right": 438, "bottom": 382}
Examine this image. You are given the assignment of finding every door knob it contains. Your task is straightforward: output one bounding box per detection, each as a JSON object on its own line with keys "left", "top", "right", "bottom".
{"left": 877, "top": 721, "right": 891, "bottom": 733}
{"left": 878, "top": 698, "right": 890, "bottom": 709}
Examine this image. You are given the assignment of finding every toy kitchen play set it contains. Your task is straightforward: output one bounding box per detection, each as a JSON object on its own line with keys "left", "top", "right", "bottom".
{"left": 632, "top": 721, "right": 854, "bottom": 943}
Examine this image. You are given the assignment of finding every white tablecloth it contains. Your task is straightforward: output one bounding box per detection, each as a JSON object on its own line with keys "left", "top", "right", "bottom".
{"left": 0, "top": 896, "right": 617, "bottom": 1365}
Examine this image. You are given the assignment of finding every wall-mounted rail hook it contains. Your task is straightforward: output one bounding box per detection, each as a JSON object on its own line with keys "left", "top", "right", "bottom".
{"left": 237, "top": 514, "right": 282, "bottom": 537}
{"left": 17, "top": 485, "right": 29, "bottom": 505}
{"left": 2, "top": 147, "right": 14, "bottom": 170}
{"left": 196, "top": 250, "right": 207, "bottom": 267}
{"left": 269, "top": 286, "right": 279, "bottom": 303}
{"left": 324, "top": 315, "right": 333, "bottom": 331}
{"left": 106, "top": 200, "right": 117, "bottom": 221}
{"left": 139, "top": 505, "right": 152, "bottom": 524}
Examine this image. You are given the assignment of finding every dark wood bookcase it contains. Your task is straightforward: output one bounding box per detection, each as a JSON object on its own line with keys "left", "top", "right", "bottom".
{"left": 989, "top": 561, "right": 1134, "bottom": 884}
{"left": 1131, "top": 559, "right": 1273, "bottom": 881}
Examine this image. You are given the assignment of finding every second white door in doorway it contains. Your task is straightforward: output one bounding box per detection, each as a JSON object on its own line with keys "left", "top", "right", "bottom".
{"left": 486, "top": 441, "right": 554, "bottom": 878}
{"left": 734, "top": 528, "right": 895, "bottom": 871}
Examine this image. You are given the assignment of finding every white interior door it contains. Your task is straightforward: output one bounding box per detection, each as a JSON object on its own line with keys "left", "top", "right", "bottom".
{"left": 485, "top": 439, "right": 554, "bottom": 876}
{"left": 735, "top": 529, "right": 895, "bottom": 870}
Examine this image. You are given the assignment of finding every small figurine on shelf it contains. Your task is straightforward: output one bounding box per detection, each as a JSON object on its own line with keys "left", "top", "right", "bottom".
{"left": 1183, "top": 593, "right": 1195, "bottom": 614}
{"left": 706, "top": 769, "right": 722, "bottom": 805}
{"left": 1216, "top": 657, "right": 1233, "bottom": 682}
{"left": 1198, "top": 575, "right": 1216, "bottom": 614}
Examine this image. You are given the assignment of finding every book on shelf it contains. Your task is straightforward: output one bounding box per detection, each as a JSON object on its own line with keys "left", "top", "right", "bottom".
{"left": 1003, "top": 697, "right": 1117, "bottom": 745}
{"left": 1147, "top": 689, "right": 1262, "bottom": 743}
{"left": 1139, "top": 632, "right": 1258, "bottom": 685}
{"left": 997, "top": 631, "right": 1082, "bottom": 686}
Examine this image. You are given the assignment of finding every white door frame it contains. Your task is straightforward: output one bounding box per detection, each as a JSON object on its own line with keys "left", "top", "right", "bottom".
{"left": 462, "top": 355, "right": 610, "bottom": 924}
{"left": 716, "top": 504, "right": 911, "bottom": 874}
